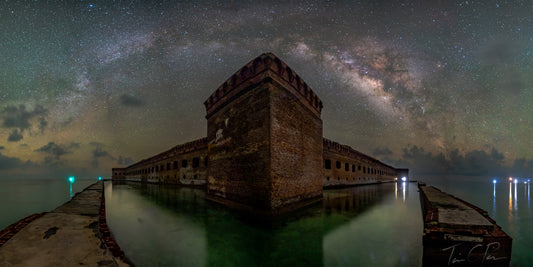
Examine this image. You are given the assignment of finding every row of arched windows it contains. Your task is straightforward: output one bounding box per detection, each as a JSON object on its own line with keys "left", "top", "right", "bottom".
{"left": 125, "top": 156, "right": 208, "bottom": 176}
{"left": 324, "top": 159, "right": 394, "bottom": 176}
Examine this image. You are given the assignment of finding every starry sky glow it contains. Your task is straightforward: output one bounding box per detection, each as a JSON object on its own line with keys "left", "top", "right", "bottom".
{"left": 1, "top": 0, "right": 532, "bottom": 178}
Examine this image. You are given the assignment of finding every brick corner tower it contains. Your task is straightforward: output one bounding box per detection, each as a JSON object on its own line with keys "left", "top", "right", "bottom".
{"left": 204, "top": 53, "right": 323, "bottom": 212}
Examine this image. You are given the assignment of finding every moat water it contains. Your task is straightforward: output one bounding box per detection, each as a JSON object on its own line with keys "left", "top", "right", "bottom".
{"left": 104, "top": 181, "right": 423, "bottom": 266}
{"left": 1, "top": 176, "right": 531, "bottom": 266}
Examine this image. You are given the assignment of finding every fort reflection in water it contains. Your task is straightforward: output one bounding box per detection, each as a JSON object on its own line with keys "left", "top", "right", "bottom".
{"left": 104, "top": 181, "right": 422, "bottom": 266}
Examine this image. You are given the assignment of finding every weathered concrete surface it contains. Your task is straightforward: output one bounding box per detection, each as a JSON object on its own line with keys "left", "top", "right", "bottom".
{"left": 422, "top": 186, "right": 493, "bottom": 227}
{"left": 0, "top": 182, "right": 128, "bottom": 267}
{"left": 419, "top": 183, "right": 511, "bottom": 267}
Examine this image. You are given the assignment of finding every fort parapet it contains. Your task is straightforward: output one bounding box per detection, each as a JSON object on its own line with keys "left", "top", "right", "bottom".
{"left": 112, "top": 53, "right": 407, "bottom": 212}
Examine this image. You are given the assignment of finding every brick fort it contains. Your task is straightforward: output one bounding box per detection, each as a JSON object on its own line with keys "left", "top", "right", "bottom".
{"left": 112, "top": 53, "right": 407, "bottom": 212}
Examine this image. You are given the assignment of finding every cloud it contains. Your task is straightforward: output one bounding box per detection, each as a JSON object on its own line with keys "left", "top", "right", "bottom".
{"left": 512, "top": 158, "right": 533, "bottom": 176}
{"left": 117, "top": 156, "right": 134, "bottom": 166}
{"left": 38, "top": 117, "right": 48, "bottom": 133}
{"left": 1, "top": 104, "right": 49, "bottom": 141}
{"left": 0, "top": 151, "right": 34, "bottom": 170}
{"left": 7, "top": 129, "right": 23, "bottom": 142}
{"left": 397, "top": 145, "right": 450, "bottom": 174}
{"left": 35, "top": 142, "right": 80, "bottom": 160}
{"left": 394, "top": 145, "right": 519, "bottom": 176}
{"left": 1, "top": 104, "right": 48, "bottom": 130}
{"left": 119, "top": 94, "right": 145, "bottom": 107}
{"left": 373, "top": 147, "right": 392, "bottom": 156}
{"left": 0, "top": 146, "right": 4, "bottom": 150}
{"left": 90, "top": 142, "right": 114, "bottom": 168}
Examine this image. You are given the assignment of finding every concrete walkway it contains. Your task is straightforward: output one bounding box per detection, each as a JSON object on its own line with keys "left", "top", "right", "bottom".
{"left": 0, "top": 182, "right": 128, "bottom": 267}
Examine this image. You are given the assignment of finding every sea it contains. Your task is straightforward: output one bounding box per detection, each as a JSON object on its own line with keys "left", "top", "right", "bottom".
{"left": 0, "top": 176, "right": 531, "bottom": 266}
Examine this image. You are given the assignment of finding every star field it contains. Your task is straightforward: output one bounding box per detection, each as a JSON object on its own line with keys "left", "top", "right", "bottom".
{"left": 0, "top": 1, "right": 532, "bottom": 178}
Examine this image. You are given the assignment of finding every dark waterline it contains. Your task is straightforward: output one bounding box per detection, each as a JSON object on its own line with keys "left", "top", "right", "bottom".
{"left": 104, "top": 182, "right": 423, "bottom": 266}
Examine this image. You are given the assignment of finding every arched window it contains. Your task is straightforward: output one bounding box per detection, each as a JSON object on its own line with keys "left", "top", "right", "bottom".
{"left": 325, "top": 159, "right": 332, "bottom": 169}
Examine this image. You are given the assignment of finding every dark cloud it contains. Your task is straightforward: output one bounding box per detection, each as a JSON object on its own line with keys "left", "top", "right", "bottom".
{"left": 395, "top": 145, "right": 514, "bottom": 176}
{"left": 117, "top": 156, "right": 134, "bottom": 166}
{"left": 90, "top": 142, "right": 114, "bottom": 168}
{"left": 38, "top": 117, "right": 48, "bottom": 133}
{"left": 397, "top": 145, "right": 450, "bottom": 174}
{"left": 7, "top": 129, "right": 23, "bottom": 142}
{"left": 119, "top": 94, "right": 144, "bottom": 107}
{"left": 1, "top": 104, "right": 48, "bottom": 131}
{"left": 511, "top": 158, "right": 533, "bottom": 177}
{"left": 0, "top": 151, "right": 34, "bottom": 170}
{"left": 35, "top": 142, "right": 80, "bottom": 160}
{"left": 373, "top": 147, "right": 392, "bottom": 156}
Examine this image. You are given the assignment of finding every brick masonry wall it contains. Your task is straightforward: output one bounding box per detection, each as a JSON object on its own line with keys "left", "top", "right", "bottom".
{"left": 206, "top": 82, "right": 272, "bottom": 209}
{"left": 323, "top": 148, "right": 397, "bottom": 188}
{"left": 112, "top": 145, "right": 208, "bottom": 186}
{"left": 269, "top": 82, "right": 323, "bottom": 209}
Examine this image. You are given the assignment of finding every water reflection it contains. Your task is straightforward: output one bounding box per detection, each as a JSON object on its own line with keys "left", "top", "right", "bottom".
{"left": 105, "top": 182, "right": 422, "bottom": 266}
{"left": 514, "top": 181, "right": 518, "bottom": 211}
{"left": 493, "top": 182, "right": 496, "bottom": 215}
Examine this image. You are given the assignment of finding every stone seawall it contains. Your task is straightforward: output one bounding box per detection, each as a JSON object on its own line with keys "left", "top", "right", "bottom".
{"left": 419, "top": 182, "right": 512, "bottom": 266}
{"left": 0, "top": 181, "right": 129, "bottom": 266}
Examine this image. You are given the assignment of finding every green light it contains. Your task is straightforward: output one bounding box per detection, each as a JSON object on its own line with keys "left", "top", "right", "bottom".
{"left": 98, "top": 176, "right": 102, "bottom": 181}
{"left": 68, "top": 176, "right": 75, "bottom": 183}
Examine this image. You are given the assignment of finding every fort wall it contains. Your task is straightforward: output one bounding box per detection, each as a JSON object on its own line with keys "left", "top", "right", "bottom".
{"left": 112, "top": 138, "right": 208, "bottom": 186}
{"left": 112, "top": 52, "right": 405, "bottom": 211}
{"left": 322, "top": 138, "right": 397, "bottom": 188}
{"left": 206, "top": 81, "right": 272, "bottom": 209}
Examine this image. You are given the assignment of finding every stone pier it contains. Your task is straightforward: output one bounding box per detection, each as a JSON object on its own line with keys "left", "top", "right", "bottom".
{"left": 419, "top": 183, "right": 512, "bottom": 266}
{"left": 0, "top": 182, "right": 128, "bottom": 266}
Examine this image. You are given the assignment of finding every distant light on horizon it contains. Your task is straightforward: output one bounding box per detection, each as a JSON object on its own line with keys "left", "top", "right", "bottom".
{"left": 493, "top": 179, "right": 497, "bottom": 184}
{"left": 98, "top": 176, "right": 102, "bottom": 181}
{"left": 68, "top": 176, "right": 75, "bottom": 183}
{"left": 514, "top": 179, "right": 518, "bottom": 184}
{"left": 401, "top": 177, "right": 407, "bottom": 182}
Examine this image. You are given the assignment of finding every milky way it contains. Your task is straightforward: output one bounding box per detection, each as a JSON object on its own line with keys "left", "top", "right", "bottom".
{"left": 0, "top": 1, "right": 532, "bottom": 178}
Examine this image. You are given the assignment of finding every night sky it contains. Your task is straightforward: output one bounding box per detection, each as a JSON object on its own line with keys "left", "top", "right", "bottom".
{"left": 1, "top": 1, "right": 532, "bottom": 179}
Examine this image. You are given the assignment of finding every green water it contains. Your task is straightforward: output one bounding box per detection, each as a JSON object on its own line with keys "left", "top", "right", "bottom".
{"left": 104, "top": 182, "right": 423, "bottom": 266}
